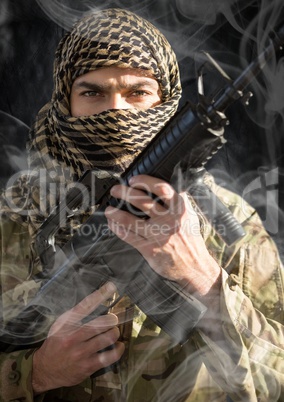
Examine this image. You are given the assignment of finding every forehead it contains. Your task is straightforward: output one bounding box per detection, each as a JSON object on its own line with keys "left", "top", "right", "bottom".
{"left": 73, "top": 67, "right": 158, "bottom": 85}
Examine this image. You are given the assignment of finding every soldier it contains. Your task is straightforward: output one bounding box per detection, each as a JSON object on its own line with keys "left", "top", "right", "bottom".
{"left": 0, "top": 8, "right": 283, "bottom": 402}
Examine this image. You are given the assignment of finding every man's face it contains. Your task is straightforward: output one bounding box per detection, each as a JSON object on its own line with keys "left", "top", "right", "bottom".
{"left": 70, "top": 67, "right": 162, "bottom": 117}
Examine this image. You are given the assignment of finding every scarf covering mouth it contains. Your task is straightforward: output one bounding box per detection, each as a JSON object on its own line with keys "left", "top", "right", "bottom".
{"left": 1, "top": 8, "right": 182, "bottom": 237}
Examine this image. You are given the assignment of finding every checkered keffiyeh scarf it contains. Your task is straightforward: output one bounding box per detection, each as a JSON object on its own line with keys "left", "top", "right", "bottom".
{"left": 1, "top": 8, "right": 182, "bottom": 238}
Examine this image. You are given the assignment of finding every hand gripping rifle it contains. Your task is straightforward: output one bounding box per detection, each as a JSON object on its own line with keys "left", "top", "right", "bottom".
{"left": 1, "top": 26, "right": 283, "bottom": 351}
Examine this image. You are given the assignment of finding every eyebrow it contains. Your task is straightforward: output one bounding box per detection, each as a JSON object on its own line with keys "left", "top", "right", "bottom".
{"left": 73, "top": 80, "right": 158, "bottom": 92}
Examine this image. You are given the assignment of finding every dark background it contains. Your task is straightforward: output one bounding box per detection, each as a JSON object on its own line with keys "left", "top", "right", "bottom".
{"left": 0, "top": 0, "right": 283, "bottom": 258}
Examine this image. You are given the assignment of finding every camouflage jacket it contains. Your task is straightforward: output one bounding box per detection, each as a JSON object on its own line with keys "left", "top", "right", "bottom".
{"left": 0, "top": 182, "right": 283, "bottom": 402}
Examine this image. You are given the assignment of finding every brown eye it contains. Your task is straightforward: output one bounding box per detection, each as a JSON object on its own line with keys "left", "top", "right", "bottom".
{"left": 83, "top": 91, "right": 101, "bottom": 97}
{"left": 130, "top": 90, "right": 149, "bottom": 97}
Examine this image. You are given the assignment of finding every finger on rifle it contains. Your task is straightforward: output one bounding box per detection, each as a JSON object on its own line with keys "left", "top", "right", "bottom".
{"left": 65, "top": 282, "right": 117, "bottom": 324}
{"left": 128, "top": 175, "right": 182, "bottom": 213}
{"left": 110, "top": 184, "right": 166, "bottom": 217}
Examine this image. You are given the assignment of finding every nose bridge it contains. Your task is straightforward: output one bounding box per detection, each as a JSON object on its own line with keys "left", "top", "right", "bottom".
{"left": 109, "top": 92, "right": 129, "bottom": 110}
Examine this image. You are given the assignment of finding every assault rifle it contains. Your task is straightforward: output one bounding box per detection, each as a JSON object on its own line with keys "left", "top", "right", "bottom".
{"left": 1, "top": 25, "right": 283, "bottom": 350}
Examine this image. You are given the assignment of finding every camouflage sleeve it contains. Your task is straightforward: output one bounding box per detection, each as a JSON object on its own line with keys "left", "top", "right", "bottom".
{"left": 193, "top": 268, "right": 284, "bottom": 401}
{"left": 0, "top": 348, "right": 45, "bottom": 402}
{"left": 194, "top": 178, "right": 284, "bottom": 401}
{"left": 0, "top": 219, "right": 46, "bottom": 401}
